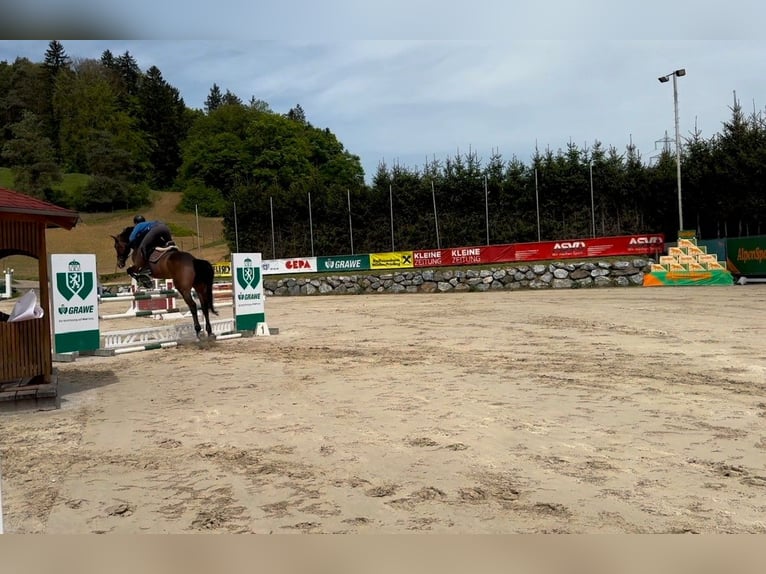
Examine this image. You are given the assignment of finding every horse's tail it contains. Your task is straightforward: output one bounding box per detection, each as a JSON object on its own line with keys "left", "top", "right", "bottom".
{"left": 193, "top": 258, "right": 218, "bottom": 316}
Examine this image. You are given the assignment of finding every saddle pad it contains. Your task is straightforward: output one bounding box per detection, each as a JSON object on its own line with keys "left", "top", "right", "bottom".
{"left": 149, "top": 246, "right": 177, "bottom": 264}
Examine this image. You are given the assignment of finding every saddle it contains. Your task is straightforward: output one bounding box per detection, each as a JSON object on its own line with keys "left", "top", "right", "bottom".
{"left": 148, "top": 242, "right": 178, "bottom": 265}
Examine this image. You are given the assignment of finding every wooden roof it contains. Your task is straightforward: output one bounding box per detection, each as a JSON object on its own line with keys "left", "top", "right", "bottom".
{"left": 0, "top": 187, "right": 80, "bottom": 229}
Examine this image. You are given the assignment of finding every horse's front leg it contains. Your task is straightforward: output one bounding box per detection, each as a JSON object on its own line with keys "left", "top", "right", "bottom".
{"left": 180, "top": 290, "right": 203, "bottom": 339}
{"left": 126, "top": 265, "right": 153, "bottom": 289}
{"left": 125, "top": 265, "right": 143, "bottom": 282}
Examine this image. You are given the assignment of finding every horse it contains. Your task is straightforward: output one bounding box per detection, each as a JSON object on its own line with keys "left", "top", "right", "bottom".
{"left": 111, "top": 226, "right": 218, "bottom": 339}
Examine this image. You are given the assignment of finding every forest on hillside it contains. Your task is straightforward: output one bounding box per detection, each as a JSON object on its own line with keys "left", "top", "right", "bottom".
{"left": 2, "top": 41, "right": 765, "bottom": 258}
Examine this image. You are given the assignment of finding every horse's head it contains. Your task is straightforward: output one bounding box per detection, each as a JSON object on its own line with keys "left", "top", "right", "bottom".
{"left": 111, "top": 226, "right": 133, "bottom": 269}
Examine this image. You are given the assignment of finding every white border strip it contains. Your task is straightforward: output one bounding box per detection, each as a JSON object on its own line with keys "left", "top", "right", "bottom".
{"left": 0, "top": 455, "right": 4, "bottom": 534}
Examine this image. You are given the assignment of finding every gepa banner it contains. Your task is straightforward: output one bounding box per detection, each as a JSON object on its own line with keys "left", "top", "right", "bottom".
{"left": 261, "top": 257, "right": 318, "bottom": 275}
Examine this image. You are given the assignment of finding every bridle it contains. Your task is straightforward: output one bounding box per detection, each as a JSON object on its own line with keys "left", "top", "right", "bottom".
{"left": 115, "top": 236, "right": 130, "bottom": 269}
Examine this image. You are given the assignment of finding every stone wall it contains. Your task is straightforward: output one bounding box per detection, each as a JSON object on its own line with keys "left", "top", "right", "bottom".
{"left": 263, "top": 259, "right": 652, "bottom": 296}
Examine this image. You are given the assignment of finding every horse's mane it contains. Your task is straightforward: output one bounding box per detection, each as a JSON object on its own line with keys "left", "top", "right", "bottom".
{"left": 117, "top": 226, "right": 134, "bottom": 241}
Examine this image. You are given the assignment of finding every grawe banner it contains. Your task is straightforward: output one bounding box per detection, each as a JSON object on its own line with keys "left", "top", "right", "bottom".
{"left": 261, "top": 257, "right": 318, "bottom": 275}
{"left": 232, "top": 253, "right": 265, "bottom": 331}
{"left": 513, "top": 234, "right": 665, "bottom": 261}
{"left": 49, "top": 254, "right": 99, "bottom": 353}
{"left": 317, "top": 254, "right": 370, "bottom": 273}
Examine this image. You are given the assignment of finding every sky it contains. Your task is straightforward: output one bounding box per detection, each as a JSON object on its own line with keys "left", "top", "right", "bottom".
{"left": 2, "top": 34, "right": 765, "bottom": 183}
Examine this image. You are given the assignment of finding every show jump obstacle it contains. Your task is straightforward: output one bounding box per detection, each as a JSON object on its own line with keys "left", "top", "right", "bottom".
{"left": 49, "top": 252, "right": 269, "bottom": 358}
{"left": 643, "top": 232, "right": 733, "bottom": 287}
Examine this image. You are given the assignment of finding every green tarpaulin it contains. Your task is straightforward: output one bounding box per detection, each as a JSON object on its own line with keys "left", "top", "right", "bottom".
{"left": 643, "top": 269, "right": 734, "bottom": 286}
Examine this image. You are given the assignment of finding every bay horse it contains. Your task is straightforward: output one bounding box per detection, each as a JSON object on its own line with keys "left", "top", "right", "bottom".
{"left": 111, "top": 227, "right": 218, "bottom": 339}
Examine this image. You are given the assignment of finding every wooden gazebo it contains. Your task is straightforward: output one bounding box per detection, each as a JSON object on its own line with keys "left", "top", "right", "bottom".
{"left": 0, "top": 187, "right": 79, "bottom": 407}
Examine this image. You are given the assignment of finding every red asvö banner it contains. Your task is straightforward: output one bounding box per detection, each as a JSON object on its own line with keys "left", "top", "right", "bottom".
{"left": 513, "top": 234, "right": 665, "bottom": 262}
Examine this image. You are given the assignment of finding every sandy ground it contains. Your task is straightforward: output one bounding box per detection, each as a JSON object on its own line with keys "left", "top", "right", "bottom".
{"left": 1, "top": 286, "right": 766, "bottom": 534}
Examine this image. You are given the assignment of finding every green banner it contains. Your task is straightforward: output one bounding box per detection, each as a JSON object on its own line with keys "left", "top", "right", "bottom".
{"left": 50, "top": 254, "right": 100, "bottom": 353}
{"left": 317, "top": 254, "right": 370, "bottom": 273}
{"left": 236, "top": 312, "right": 265, "bottom": 332}
{"left": 644, "top": 269, "right": 734, "bottom": 287}
{"left": 726, "top": 236, "right": 766, "bottom": 276}
{"left": 54, "top": 330, "right": 100, "bottom": 354}
{"left": 232, "top": 253, "right": 265, "bottom": 332}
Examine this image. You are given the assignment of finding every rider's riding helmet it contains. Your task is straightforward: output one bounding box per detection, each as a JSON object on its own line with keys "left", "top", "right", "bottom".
{"left": 133, "top": 215, "right": 146, "bottom": 225}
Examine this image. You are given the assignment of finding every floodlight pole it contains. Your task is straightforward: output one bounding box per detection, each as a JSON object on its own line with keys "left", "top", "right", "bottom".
{"left": 659, "top": 68, "right": 686, "bottom": 232}
{"left": 534, "top": 168, "right": 541, "bottom": 242}
{"left": 389, "top": 184, "right": 395, "bottom": 251}
{"left": 270, "top": 196, "right": 276, "bottom": 258}
{"left": 308, "top": 191, "right": 314, "bottom": 257}
{"left": 589, "top": 163, "right": 595, "bottom": 238}
{"left": 484, "top": 175, "right": 490, "bottom": 245}
{"left": 431, "top": 181, "right": 440, "bottom": 249}
{"left": 347, "top": 189, "right": 354, "bottom": 255}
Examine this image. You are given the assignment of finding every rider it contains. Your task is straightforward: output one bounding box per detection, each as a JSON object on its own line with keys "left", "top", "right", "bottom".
{"left": 128, "top": 215, "right": 175, "bottom": 278}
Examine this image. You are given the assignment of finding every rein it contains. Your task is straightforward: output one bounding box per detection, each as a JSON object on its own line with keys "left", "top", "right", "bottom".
{"left": 114, "top": 231, "right": 131, "bottom": 268}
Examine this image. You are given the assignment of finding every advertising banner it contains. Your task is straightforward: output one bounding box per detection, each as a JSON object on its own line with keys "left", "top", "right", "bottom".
{"left": 261, "top": 257, "right": 318, "bottom": 275}
{"left": 232, "top": 253, "right": 265, "bottom": 331}
{"left": 268, "top": 233, "right": 665, "bottom": 276}
{"left": 513, "top": 240, "right": 584, "bottom": 261}
{"left": 317, "top": 254, "right": 370, "bottom": 273}
{"left": 514, "top": 234, "right": 664, "bottom": 261}
{"left": 725, "top": 236, "right": 766, "bottom": 276}
{"left": 413, "top": 245, "right": 517, "bottom": 267}
{"left": 643, "top": 269, "right": 733, "bottom": 286}
{"left": 443, "top": 246, "right": 484, "bottom": 266}
{"left": 212, "top": 260, "right": 232, "bottom": 278}
{"left": 482, "top": 245, "right": 517, "bottom": 264}
{"left": 413, "top": 249, "right": 447, "bottom": 267}
{"left": 598, "top": 234, "right": 665, "bottom": 256}
{"left": 49, "top": 254, "right": 100, "bottom": 353}
{"left": 370, "top": 251, "right": 414, "bottom": 270}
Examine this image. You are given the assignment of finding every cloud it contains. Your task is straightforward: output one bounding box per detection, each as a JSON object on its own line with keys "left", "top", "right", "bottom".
{"left": 1, "top": 39, "right": 766, "bottom": 182}
{"left": 1, "top": 0, "right": 764, "bottom": 41}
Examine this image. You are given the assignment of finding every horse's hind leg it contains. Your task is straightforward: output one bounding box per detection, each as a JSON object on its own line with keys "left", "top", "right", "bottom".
{"left": 180, "top": 289, "right": 203, "bottom": 338}
{"left": 201, "top": 305, "right": 212, "bottom": 338}
{"left": 199, "top": 289, "right": 213, "bottom": 337}
{"left": 193, "top": 279, "right": 214, "bottom": 337}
